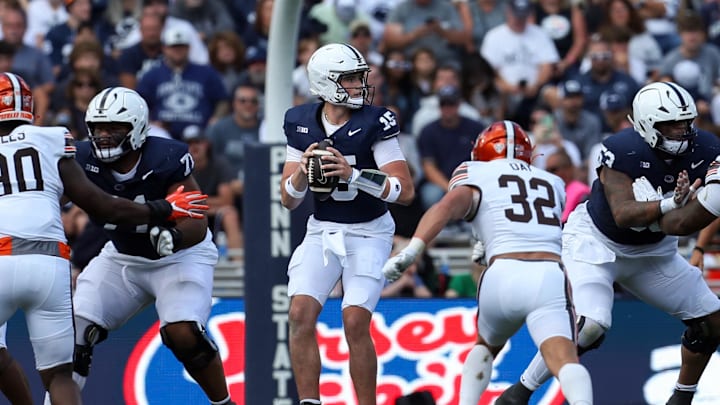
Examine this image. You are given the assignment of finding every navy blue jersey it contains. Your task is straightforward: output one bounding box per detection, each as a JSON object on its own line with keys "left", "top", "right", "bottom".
{"left": 284, "top": 102, "right": 400, "bottom": 223}
{"left": 588, "top": 127, "right": 720, "bottom": 245}
{"left": 75, "top": 136, "right": 193, "bottom": 259}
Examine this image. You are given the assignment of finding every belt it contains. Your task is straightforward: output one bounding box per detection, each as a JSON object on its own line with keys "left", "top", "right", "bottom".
{"left": 0, "top": 236, "right": 70, "bottom": 260}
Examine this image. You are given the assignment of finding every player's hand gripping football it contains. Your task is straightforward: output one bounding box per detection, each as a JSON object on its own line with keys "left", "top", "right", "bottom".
{"left": 382, "top": 238, "right": 426, "bottom": 282}
{"left": 165, "top": 185, "right": 209, "bottom": 221}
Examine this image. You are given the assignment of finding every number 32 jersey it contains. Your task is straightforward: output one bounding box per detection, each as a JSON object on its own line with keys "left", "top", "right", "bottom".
{"left": 0, "top": 125, "right": 75, "bottom": 242}
{"left": 449, "top": 159, "right": 566, "bottom": 259}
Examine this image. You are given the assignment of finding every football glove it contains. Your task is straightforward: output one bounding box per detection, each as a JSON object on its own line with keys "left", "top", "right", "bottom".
{"left": 164, "top": 185, "right": 209, "bottom": 221}
{"left": 382, "top": 238, "right": 425, "bottom": 282}
{"left": 149, "top": 226, "right": 183, "bottom": 256}
{"left": 632, "top": 176, "right": 663, "bottom": 202}
{"left": 471, "top": 240, "right": 486, "bottom": 265}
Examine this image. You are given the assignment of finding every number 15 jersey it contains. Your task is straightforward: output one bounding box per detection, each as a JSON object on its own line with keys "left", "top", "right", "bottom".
{"left": 0, "top": 125, "right": 74, "bottom": 242}
{"left": 449, "top": 159, "right": 566, "bottom": 260}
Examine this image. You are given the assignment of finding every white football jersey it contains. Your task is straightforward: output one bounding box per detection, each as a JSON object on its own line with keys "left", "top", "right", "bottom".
{"left": 449, "top": 159, "right": 566, "bottom": 259}
{"left": 0, "top": 125, "right": 74, "bottom": 241}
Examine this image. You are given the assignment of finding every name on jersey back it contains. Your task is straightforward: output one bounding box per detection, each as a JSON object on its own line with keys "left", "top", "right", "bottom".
{"left": 1, "top": 131, "right": 26, "bottom": 143}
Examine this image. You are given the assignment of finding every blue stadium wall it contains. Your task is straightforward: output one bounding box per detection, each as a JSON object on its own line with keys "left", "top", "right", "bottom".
{"left": 3, "top": 297, "right": 720, "bottom": 404}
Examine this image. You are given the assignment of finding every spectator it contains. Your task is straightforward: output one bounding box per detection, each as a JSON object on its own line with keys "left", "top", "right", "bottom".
{"left": 409, "top": 46, "right": 437, "bottom": 98}
{"left": 208, "top": 30, "right": 246, "bottom": 95}
{"left": 467, "top": 0, "right": 506, "bottom": 51}
{"left": 170, "top": 0, "right": 235, "bottom": 44}
{"left": 54, "top": 37, "right": 119, "bottom": 92}
{"left": 182, "top": 125, "right": 243, "bottom": 251}
{"left": 44, "top": 0, "right": 94, "bottom": 77}
{"left": 238, "top": 46, "right": 267, "bottom": 100}
{"left": 2, "top": 4, "right": 55, "bottom": 126}
{"left": 117, "top": 11, "right": 163, "bottom": 89}
{"left": 637, "top": 0, "right": 681, "bottom": 54}
{"left": 136, "top": 25, "right": 229, "bottom": 140}
{"left": 348, "top": 19, "right": 382, "bottom": 66}
{"left": 530, "top": 0, "right": 588, "bottom": 81}
{"left": 658, "top": 11, "right": 720, "bottom": 110}
{"left": 573, "top": 34, "right": 640, "bottom": 131}
{"left": 379, "top": 49, "right": 421, "bottom": 133}
{"left": 598, "top": 25, "right": 648, "bottom": 85}
{"left": 529, "top": 106, "right": 582, "bottom": 171}
{"left": 51, "top": 68, "right": 103, "bottom": 140}
{"left": 123, "top": 0, "right": 209, "bottom": 64}
{"left": 600, "top": 0, "right": 662, "bottom": 79}
{"left": 462, "top": 52, "right": 504, "bottom": 122}
{"left": 292, "top": 35, "right": 320, "bottom": 104}
{"left": 383, "top": 0, "right": 469, "bottom": 64}
{"left": 481, "top": 0, "right": 560, "bottom": 129}
{"left": 308, "top": 0, "right": 372, "bottom": 45}
{"left": 206, "top": 84, "right": 261, "bottom": 200}
{"left": 242, "top": 0, "right": 272, "bottom": 66}
{"left": 586, "top": 90, "right": 632, "bottom": 186}
{"left": 546, "top": 148, "right": 590, "bottom": 223}
{"left": 417, "top": 85, "right": 486, "bottom": 209}
{"left": 24, "top": 0, "right": 68, "bottom": 49}
{"left": 0, "top": 40, "right": 14, "bottom": 72}
{"left": 102, "top": 0, "right": 143, "bottom": 55}
{"left": 411, "top": 62, "right": 482, "bottom": 137}
{"left": 554, "top": 78, "right": 603, "bottom": 160}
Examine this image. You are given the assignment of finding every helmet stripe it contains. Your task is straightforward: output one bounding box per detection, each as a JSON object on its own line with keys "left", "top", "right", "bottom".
{"left": 662, "top": 81, "right": 686, "bottom": 107}
{"left": 5, "top": 73, "right": 22, "bottom": 112}
{"left": 342, "top": 43, "right": 368, "bottom": 68}
{"left": 503, "top": 120, "right": 515, "bottom": 160}
{"left": 97, "top": 87, "right": 116, "bottom": 111}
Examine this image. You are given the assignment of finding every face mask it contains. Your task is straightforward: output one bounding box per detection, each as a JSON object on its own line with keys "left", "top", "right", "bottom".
{"left": 659, "top": 138, "right": 689, "bottom": 155}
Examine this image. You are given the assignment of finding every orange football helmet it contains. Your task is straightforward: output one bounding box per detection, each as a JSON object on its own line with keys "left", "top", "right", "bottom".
{"left": 471, "top": 120, "right": 532, "bottom": 164}
{"left": 0, "top": 72, "right": 33, "bottom": 124}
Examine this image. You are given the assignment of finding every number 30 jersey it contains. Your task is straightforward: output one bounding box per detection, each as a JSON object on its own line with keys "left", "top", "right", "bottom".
{"left": 449, "top": 159, "right": 566, "bottom": 259}
{"left": 0, "top": 125, "right": 75, "bottom": 242}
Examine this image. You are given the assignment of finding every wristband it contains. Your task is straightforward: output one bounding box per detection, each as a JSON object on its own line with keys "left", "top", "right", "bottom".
{"left": 406, "top": 237, "right": 426, "bottom": 257}
{"left": 146, "top": 199, "right": 172, "bottom": 224}
{"left": 382, "top": 177, "right": 402, "bottom": 203}
{"left": 694, "top": 246, "right": 705, "bottom": 255}
{"left": 285, "top": 176, "right": 307, "bottom": 199}
{"left": 659, "top": 197, "right": 678, "bottom": 215}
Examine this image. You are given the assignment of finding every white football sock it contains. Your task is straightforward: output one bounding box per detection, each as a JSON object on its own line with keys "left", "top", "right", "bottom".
{"left": 519, "top": 350, "right": 553, "bottom": 390}
{"left": 558, "top": 363, "right": 593, "bottom": 405}
{"left": 459, "top": 345, "right": 493, "bottom": 405}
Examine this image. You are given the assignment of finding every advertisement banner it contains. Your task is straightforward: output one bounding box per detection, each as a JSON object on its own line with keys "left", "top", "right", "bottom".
{"left": 5, "top": 298, "right": 720, "bottom": 404}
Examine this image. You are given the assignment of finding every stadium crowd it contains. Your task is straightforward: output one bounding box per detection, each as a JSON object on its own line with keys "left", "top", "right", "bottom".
{"left": 1, "top": 0, "right": 719, "bottom": 298}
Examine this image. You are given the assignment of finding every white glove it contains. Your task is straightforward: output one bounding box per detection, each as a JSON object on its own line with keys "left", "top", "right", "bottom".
{"left": 149, "top": 226, "right": 180, "bottom": 257}
{"left": 382, "top": 238, "right": 426, "bottom": 282}
{"left": 632, "top": 176, "right": 662, "bottom": 202}
{"left": 471, "top": 240, "right": 486, "bottom": 265}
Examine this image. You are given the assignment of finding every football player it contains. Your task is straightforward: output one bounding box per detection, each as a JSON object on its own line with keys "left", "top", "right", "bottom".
{"left": 41, "top": 87, "right": 235, "bottom": 405}
{"left": 496, "top": 81, "right": 720, "bottom": 405}
{"left": 383, "top": 121, "right": 593, "bottom": 405}
{"left": 0, "top": 73, "right": 207, "bottom": 405}
{"left": 279, "top": 43, "right": 414, "bottom": 405}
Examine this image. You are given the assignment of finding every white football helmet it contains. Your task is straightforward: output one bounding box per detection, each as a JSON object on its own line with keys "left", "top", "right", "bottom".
{"left": 307, "top": 43, "right": 372, "bottom": 109}
{"left": 629, "top": 81, "right": 697, "bottom": 156}
{"left": 85, "top": 87, "right": 149, "bottom": 162}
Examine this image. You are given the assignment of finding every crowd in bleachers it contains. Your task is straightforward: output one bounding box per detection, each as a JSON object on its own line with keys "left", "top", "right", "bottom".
{"left": 1, "top": 0, "right": 718, "bottom": 295}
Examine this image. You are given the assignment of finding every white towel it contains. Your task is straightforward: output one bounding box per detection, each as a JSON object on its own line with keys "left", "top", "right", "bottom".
{"left": 322, "top": 229, "right": 347, "bottom": 267}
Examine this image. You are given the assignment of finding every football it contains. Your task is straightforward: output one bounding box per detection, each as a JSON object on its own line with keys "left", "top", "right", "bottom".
{"left": 307, "top": 140, "right": 339, "bottom": 201}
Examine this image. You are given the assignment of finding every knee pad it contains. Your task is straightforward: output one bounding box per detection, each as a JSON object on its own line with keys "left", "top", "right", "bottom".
{"left": 681, "top": 316, "right": 720, "bottom": 354}
{"left": 160, "top": 322, "right": 218, "bottom": 371}
{"left": 576, "top": 316, "right": 607, "bottom": 356}
{"left": 73, "top": 324, "right": 108, "bottom": 377}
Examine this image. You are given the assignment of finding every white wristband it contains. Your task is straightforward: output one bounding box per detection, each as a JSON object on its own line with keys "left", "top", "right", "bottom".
{"left": 659, "top": 197, "right": 678, "bottom": 215}
{"left": 285, "top": 176, "right": 307, "bottom": 199}
{"left": 382, "top": 177, "right": 402, "bottom": 203}
{"left": 406, "top": 237, "right": 426, "bottom": 257}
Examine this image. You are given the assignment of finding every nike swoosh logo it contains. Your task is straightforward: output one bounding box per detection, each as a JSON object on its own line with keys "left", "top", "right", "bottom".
{"left": 691, "top": 160, "right": 705, "bottom": 170}
{"left": 348, "top": 128, "right": 361, "bottom": 136}
{"left": 142, "top": 170, "right": 154, "bottom": 180}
